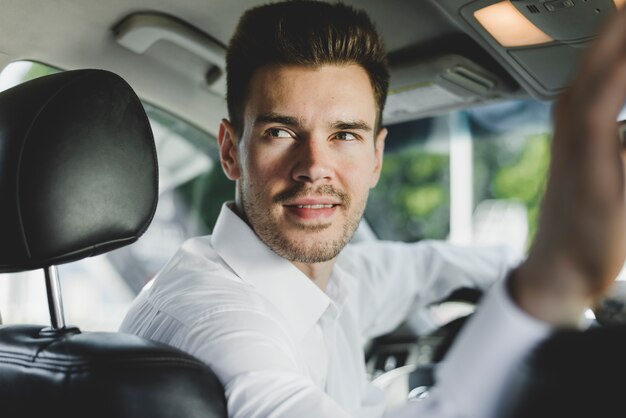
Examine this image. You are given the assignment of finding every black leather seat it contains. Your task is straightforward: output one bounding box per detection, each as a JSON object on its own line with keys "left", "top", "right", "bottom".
{"left": 503, "top": 323, "right": 626, "bottom": 418}
{"left": 0, "top": 69, "right": 227, "bottom": 417}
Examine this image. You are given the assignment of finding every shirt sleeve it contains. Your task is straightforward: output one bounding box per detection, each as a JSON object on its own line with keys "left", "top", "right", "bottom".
{"left": 338, "top": 240, "right": 523, "bottom": 338}
{"left": 385, "top": 277, "right": 551, "bottom": 418}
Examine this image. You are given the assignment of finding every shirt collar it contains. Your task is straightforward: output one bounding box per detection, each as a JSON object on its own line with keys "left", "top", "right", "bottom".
{"left": 211, "top": 203, "right": 330, "bottom": 341}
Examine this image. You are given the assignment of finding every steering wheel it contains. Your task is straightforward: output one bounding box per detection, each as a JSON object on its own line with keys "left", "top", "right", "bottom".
{"left": 368, "top": 287, "right": 482, "bottom": 411}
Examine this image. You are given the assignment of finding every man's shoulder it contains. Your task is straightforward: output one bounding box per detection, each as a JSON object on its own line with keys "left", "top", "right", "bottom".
{"left": 144, "top": 236, "right": 275, "bottom": 320}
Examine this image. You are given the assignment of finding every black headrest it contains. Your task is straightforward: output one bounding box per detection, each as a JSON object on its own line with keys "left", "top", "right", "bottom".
{"left": 0, "top": 69, "right": 158, "bottom": 272}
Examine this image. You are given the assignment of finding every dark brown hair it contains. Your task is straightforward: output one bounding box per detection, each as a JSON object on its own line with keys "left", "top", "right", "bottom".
{"left": 226, "top": 0, "right": 389, "bottom": 135}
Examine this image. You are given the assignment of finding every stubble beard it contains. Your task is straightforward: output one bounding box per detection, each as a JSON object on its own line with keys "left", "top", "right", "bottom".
{"left": 241, "top": 180, "right": 365, "bottom": 263}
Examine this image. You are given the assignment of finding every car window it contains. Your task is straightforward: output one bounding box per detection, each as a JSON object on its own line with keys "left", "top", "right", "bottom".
{"left": 366, "top": 99, "right": 553, "bottom": 256}
{"left": 0, "top": 61, "right": 233, "bottom": 331}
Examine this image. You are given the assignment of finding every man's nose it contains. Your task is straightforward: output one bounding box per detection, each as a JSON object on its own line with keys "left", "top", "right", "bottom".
{"left": 291, "top": 138, "right": 333, "bottom": 183}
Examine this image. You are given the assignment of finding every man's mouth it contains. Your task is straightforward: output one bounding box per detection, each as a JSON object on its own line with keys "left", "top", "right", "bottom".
{"left": 290, "top": 203, "right": 336, "bottom": 209}
{"left": 274, "top": 185, "right": 349, "bottom": 206}
{"left": 274, "top": 185, "right": 349, "bottom": 222}
{"left": 282, "top": 199, "right": 341, "bottom": 222}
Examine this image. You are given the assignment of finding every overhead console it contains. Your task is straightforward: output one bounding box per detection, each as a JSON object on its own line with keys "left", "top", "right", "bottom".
{"left": 434, "top": 0, "right": 624, "bottom": 100}
{"left": 383, "top": 53, "right": 517, "bottom": 125}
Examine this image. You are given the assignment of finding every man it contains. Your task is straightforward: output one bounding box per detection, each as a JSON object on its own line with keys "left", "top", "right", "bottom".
{"left": 120, "top": 1, "right": 626, "bottom": 417}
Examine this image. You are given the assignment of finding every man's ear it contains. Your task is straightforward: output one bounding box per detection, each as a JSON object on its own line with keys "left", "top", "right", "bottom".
{"left": 370, "top": 127, "right": 387, "bottom": 188}
{"left": 218, "top": 119, "right": 241, "bottom": 180}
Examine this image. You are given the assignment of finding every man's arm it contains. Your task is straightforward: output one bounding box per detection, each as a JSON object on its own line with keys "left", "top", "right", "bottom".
{"left": 390, "top": 8, "right": 626, "bottom": 418}
{"left": 510, "top": 7, "right": 626, "bottom": 327}
{"left": 340, "top": 240, "right": 521, "bottom": 339}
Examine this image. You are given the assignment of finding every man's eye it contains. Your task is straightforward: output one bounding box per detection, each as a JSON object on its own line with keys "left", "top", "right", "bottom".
{"left": 266, "top": 128, "right": 292, "bottom": 138}
{"left": 335, "top": 132, "right": 357, "bottom": 141}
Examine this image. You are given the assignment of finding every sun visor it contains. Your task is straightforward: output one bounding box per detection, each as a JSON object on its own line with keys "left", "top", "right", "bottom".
{"left": 383, "top": 54, "right": 515, "bottom": 125}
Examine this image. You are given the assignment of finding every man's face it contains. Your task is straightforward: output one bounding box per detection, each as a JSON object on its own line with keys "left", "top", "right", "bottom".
{"left": 219, "top": 64, "right": 386, "bottom": 263}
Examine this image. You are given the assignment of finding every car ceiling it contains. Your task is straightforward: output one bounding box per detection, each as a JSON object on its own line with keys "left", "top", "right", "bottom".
{"left": 0, "top": 0, "right": 617, "bottom": 136}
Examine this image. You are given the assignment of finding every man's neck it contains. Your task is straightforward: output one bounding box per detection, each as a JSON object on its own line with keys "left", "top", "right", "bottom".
{"left": 229, "top": 200, "right": 337, "bottom": 292}
{"left": 292, "top": 259, "right": 336, "bottom": 291}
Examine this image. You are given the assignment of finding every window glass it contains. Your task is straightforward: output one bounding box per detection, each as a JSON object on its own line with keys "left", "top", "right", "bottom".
{"left": 469, "top": 100, "right": 552, "bottom": 250}
{"left": 366, "top": 99, "right": 553, "bottom": 256}
{"left": 366, "top": 118, "right": 451, "bottom": 241}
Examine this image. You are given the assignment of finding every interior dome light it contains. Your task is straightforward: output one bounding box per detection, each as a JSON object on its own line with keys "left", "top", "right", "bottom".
{"left": 474, "top": 1, "right": 554, "bottom": 47}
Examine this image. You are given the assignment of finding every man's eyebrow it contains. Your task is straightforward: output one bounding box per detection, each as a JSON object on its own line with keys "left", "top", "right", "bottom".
{"left": 254, "top": 114, "right": 373, "bottom": 132}
{"left": 331, "top": 120, "right": 372, "bottom": 132}
{"left": 255, "top": 113, "right": 302, "bottom": 127}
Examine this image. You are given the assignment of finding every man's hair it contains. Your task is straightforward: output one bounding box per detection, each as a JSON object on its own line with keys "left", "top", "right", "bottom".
{"left": 226, "top": 0, "right": 389, "bottom": 135}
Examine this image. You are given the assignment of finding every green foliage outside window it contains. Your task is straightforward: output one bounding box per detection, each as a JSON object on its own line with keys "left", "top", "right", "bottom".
{"left": 367, "top": 115, "right": 550, "bottom": 245}
{"left": 366, "top": 148, "right": 450, "bottom": 241}
{"left": 474, "top": 133, "right": 550, "bottom": 246}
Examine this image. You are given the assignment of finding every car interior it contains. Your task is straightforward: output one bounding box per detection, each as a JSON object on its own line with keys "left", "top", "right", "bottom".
{"left": 1, "top": 0, "right": 626, "bottom": 416}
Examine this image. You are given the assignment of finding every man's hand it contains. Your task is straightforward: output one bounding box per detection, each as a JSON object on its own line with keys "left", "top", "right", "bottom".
{"left": 510, "top": 7, "right": 626, "bottom": 327}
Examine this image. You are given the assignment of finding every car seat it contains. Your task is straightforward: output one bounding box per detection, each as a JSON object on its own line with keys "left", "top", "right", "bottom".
{"left": 502, "top": 322, "right": 626, "bottom": 418}
{"left": 0, "top": 69, "right": 227, "bottom": 418}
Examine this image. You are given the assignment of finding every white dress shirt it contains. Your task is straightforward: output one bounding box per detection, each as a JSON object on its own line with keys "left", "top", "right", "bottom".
{"left": 120, "top": 204, "right": 550, "bottom": 417}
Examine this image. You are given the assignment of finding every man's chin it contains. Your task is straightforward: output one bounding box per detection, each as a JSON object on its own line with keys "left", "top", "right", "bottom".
{"left": 289, "top": 221, "right": 333, "bottom": 233}
{"left": 278, "top": 244, "right": 343, "bottom": 264}
{"left": 270, "top": 232, "right": 349, "bottom": 263}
